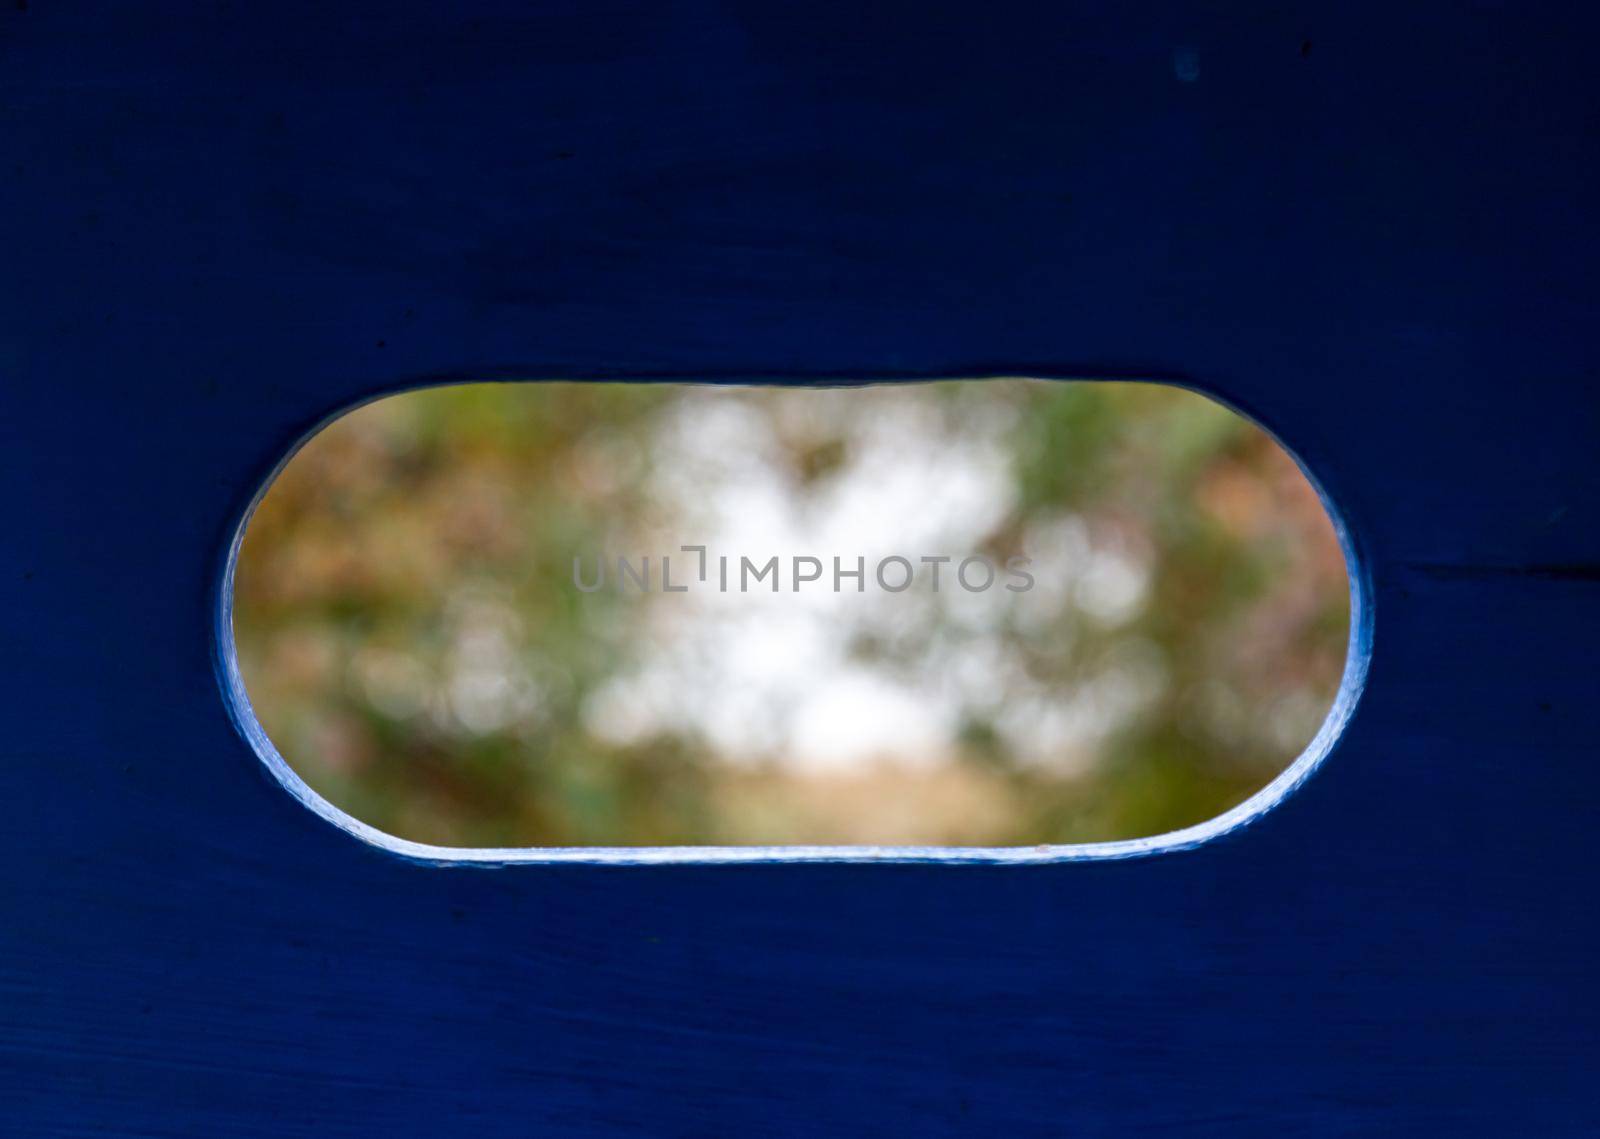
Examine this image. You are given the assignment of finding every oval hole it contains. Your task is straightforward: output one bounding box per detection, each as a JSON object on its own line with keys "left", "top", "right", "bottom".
{"left": 227, "top": 380, "right": 1354, "bottom": 852}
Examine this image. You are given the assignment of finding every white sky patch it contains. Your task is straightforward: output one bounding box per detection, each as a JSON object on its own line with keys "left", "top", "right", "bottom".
{"left": 570, "top": 384, "right": 1143, "bottom": 774}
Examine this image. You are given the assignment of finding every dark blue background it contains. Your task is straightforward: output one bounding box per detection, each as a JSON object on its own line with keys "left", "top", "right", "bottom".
{"left": 1, "top": 2, "right": 1596, "bottom": 1133}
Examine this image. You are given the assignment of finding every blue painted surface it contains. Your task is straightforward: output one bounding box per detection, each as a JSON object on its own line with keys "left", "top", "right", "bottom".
{"left": 2, "top": 2, "right": 1597, "bottom": 1133}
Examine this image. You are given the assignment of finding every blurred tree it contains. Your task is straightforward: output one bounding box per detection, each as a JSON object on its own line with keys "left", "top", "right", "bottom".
{"left": 233, "top": 380, "right": 1348, "bottom": 847}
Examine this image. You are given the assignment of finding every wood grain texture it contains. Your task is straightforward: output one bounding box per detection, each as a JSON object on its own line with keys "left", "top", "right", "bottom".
{"left": 1, "top": 1, "right": 1596, "bottom": 1133}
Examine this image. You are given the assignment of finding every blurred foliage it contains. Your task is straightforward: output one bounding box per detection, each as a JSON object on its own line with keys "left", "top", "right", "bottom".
{"left": 234, "top": 380, "right": 1349, "bottom": 847}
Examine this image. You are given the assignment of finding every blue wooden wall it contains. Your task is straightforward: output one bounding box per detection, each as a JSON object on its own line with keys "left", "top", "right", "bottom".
{"left": 2, "top": 1, "right": 1597, "bottom": 1133}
